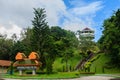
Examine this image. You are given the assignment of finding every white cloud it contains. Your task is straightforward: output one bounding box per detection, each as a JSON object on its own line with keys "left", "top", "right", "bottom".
{"left": 0, "top": 23, "right": 22, "bottom": 39}
{"left": 0, "top": 0, "right": 103, "bottom": 39}
{"left": 70, "top": 1, "right": 102, "bottom": 16}
{"left": 0, "top": 0, "right": 65, "bottom": 28}
{"left": 62, "top": 1, "right": 103, "bottom": 31}
{"left": 63, "top": 22, "right": 85, "bottom": 32}
{"left": 69, "top": 0, "right": 87, "bottom": 7}
{"left": 38, "top": 0, "right": 66, "bottom": 26}
{"left": 0, "top": 0, "right": 66, "bottom": 38}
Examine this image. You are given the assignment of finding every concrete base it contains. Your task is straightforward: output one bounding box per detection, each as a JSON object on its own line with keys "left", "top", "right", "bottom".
{"left": 32, "top": 70, "right": 36, "bottom": 75}
{"left": 19, "top": 70, "right": 22, "bottom": 75}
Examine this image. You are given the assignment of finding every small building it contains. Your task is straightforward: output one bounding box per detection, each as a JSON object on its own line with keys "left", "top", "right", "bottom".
{"left": 79, "top": 27, "right": 94, "bottom": 40}
{"left": 0, "top": 60, "right": 12, "bottom": 73}
{"left": 14, "top": 52, "right": 42, "bottom": 75}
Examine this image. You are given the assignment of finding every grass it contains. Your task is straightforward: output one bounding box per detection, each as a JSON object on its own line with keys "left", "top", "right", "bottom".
{"left": 90, "top": 53, "right": 120, "bottom": 74}
{"left": 90, "top": 53, "right": 109, "bottom": 73}
{"left": 53, "top": 52, "right": 81, "bottom": 72}
{"left": 53, "top": 52, "right": 120, "bottom": 74}
{"left": 3, "top": 52, "right": 120, "bottom": 79}
{"left": 2, "top": 72, "right": 80, "bottom": 79}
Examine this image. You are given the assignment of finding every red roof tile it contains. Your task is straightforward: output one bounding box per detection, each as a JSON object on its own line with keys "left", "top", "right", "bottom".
{"left": 0, "top": 60, "right": 12, "bottom": 66}
{"left": 83, "top": 27, "right": 91, "bottom": 31}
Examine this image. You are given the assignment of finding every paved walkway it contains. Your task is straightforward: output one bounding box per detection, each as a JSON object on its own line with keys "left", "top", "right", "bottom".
{"left": 2, "top": 76, "right": 115, "bottom": 80}
{"left": 69, "top": 76, "right": 114, "bottom": 80}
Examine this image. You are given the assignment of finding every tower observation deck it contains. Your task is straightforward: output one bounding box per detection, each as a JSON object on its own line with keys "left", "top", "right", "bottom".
{"left": 79, "top": 27, "right": 94, "bottom": 40}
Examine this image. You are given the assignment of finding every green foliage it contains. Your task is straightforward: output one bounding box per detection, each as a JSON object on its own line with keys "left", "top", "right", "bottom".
{"left": 7, "top": 62, "right": 13, "bottom": 75}
{"left": 98, "top": 9, "right": 120, "bottom": 67}
{"left": 15, "top": 59, "right": 36, "bottom": 64}
{"left": 53, "top": 52, "right": 81, "bottom": 72}
{"left": 89, "top": 54, "right": 100, "bottom": 62}
{"left": 62, "top": 49, "right": 74, "bottom": 72}
{"left": 90, "top": 53, "right": 120, "bottom": 73}
{"left": 77, "top": 30, "right": 98, "bottom": 57}
{"left": 89, "top": 54, "right": 109, "bottom": 73}
{"left": 50, "top": 26, "right": 79, "bottom": 56}
{"left": 0, "top": 37, "right": 14, "bottom": 60}
{"left": 4, "top": 72, "right": 80, "bottom": 79}
{"left": 31, "top": 8, "right": 50, "bottom": 54}
{"left": 10, "top": 13, "right": 79, "bottom": 73}
{"left": 31, "top": 8, "right": 51, "bottom": 70}
{"left": 45, "top": 57, "right": 53, "bottom": 74}
{"left": 0, "top": 8, "right": 79, "bottom": 74}
{"left": 49, "top": 26, "right": 79, "bottom": 72}
{"left": 10, "top": 41, "right": 26, "bottom": 61}
{"left": 50, "top": 26, "right": 66, "bottom": 41}
{"left": 44, "top": 52, "right": 55, "bottom": 74}
{"left": 21, "top": 28, "right": 33, "bottom": 55}
{"left": 80, "top": 54, "right": 101, "bottom": 72}
{"left": 53, "top": 58, "right": 64, "bottom": 72}
{"left": 84, "top": 61, "right": 91, "bottom": 68}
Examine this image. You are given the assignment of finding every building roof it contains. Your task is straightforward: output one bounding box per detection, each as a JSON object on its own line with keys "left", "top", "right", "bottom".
{"left": 28, "top": 52, "right": 40, "bottom": 60}
{"left": 82, "top": 27, "right": 91, "bottom": 31}
{"left": 15, "top": 52, "right": 27, "bottom": 60}
{"left": 0, "top": 60, "right": 12, "bottom": 67}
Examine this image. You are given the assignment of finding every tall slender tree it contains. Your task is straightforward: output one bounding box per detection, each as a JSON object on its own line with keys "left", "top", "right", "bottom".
{"left": 31, "top": 8, "right": 50, "bottom": 55}
{"left": 31, "top": 8, "right": 50, "bottom": 69}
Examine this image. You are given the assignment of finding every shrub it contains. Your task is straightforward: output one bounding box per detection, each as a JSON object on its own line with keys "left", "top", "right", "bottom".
{"left": 84, "top": 61, "right": 91, "bottom": 68}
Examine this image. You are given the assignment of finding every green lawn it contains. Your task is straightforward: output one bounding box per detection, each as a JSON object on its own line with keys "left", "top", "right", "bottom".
{"left": 2, "top": 53, "right": 120, "bottom": 79}
{"left": 53, "top": 52, "right": 82, "bottom": 72}
{"left": 3, "top": 52, "right": 120, "bottom": 79}
{"left": 3, "top": 72, "right": 80, "bottom": 79}
{"left": 53, "top": 52, "right": 120, "bottom": 74}
{"left": 90, "top": 53, "right": 120, "bottom": 74}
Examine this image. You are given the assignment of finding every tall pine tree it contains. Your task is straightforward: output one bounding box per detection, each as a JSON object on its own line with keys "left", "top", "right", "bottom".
{"left": 31, "top": 8, "right": 50, "bottom": 69}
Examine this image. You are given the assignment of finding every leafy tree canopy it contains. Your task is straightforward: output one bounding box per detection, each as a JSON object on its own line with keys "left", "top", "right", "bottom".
{"left": 98, "top": 9, "right": 120, "bottom": 67}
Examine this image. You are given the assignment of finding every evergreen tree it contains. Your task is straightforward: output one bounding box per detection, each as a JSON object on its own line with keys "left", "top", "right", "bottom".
{"left": 31, "top": 8, "right": 50, "bottom": 53}
{"left": 31, "top": 8, "right": 50, "bottom": 69}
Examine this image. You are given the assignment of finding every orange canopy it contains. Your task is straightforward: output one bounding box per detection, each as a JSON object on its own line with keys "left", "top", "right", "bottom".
{"left": 28, "top": 52, "right": 39, "bottom": 60}
{"left": 15, "top": 52, "right": 26, "bottom": 60}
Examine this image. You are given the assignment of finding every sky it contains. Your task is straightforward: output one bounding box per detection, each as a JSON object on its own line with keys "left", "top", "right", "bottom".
{"left": 0, "top": 0, "right": 120, "bottom": 41}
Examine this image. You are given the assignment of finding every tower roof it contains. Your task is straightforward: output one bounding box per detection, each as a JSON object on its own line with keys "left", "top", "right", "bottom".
{"left": 82, "top": 27, "right": 91, "bottom": 31}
